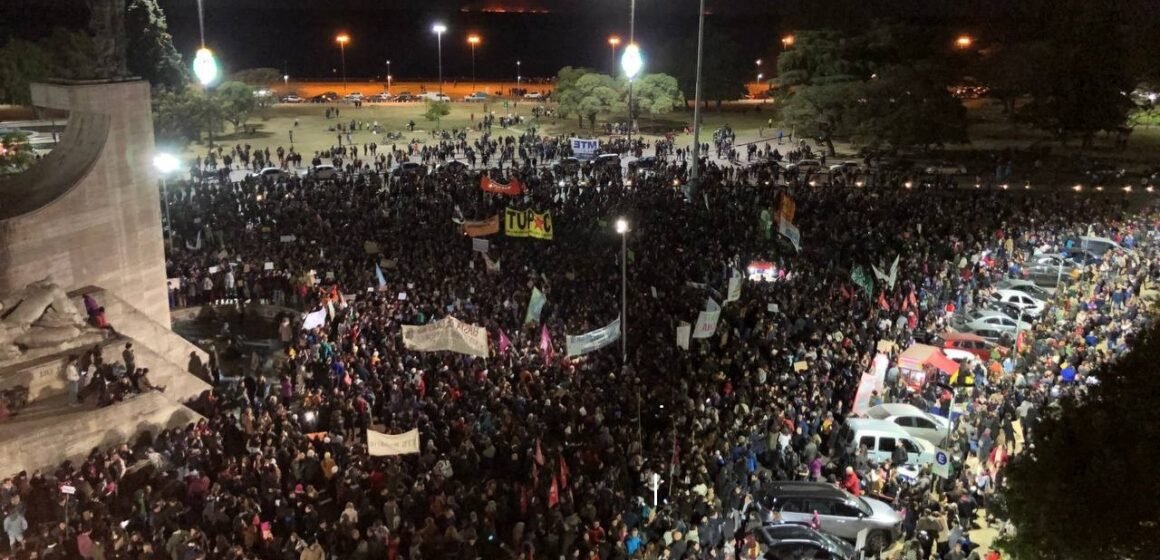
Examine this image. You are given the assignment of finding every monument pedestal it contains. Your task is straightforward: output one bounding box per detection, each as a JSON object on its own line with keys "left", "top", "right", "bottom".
{"left": 0, "top": 79, "right": 169, "bottom": 328}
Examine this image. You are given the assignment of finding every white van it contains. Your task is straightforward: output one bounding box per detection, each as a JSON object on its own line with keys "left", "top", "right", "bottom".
{"left": 1079, "top": 236, "right": 1125, "bottom": 256}
{"left": 836, "top": 418, "right": 937, "bottom": 467}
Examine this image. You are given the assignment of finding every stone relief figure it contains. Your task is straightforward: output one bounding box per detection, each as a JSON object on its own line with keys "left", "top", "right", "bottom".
{"left": 83, "top": 0, "right": 129, "bottom": 79}
{"left": 0, "top": 280, "right": 94, "bottom": 360}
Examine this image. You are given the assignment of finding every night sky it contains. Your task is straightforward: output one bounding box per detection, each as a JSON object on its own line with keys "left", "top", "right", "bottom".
{"left": 2, "top": 0, "right": 1038, "bottom": 82}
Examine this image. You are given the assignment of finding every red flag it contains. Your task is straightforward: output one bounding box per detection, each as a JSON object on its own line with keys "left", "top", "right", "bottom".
{"left": 840, "top": 284, "right": 853, "bottom": 301}
{"left": 901, "top": 294, "right": 910, "bottom": 312}
{"left": 1016, "top": 330, "right": 1026, "bottom": 353}
{"left": 878, "top": 291, "right": 889, "bottom": 311}
{"left": 548, "top": 475, "right": 559, "bottom": 508}
{"left": 908, "top": 289, "right": 918, "bottom": 309}
{"left": 480, "top": 174, "right": 525, "bottom": 196}
{"left": 498, "top": 329, "right": 512, "bottom": 354}
{"left": 519, "top": 485, "right": 529, "bottom": 515}
{"left": 534, "top": 439, "right": 545, "bottom": 466}
{"left": 531, "top": 461, "right": 539, "bottom": 486}
{"left": 539, "top": 325, "right": 554, "bottom": 364}
{"left": 558, "top": 456, "right": 570, "bottom": 490}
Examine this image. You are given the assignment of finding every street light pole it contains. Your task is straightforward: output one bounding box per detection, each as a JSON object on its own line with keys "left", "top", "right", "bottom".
{"left": 468, "top": 35, "right": 480, "bottom": 93}
{"left": 616, "top": 218, "right": 629, "bottom": 362}
{"left": 336, "top": 34, "right": 350, "bottom": 92}
{"left": 386, "top": 60, "right": 392, "bottom": 94}
{"left": 608, "top": 36, "right": 621, "bottom": 75}
{"left": 432, "top": 24, "right": 447, "bottom": 94}
{"left": 690, "top": 0, "right": 706, "bottom": 182}
{"left": 517, "top": 60, "right": 522, "bottom": 87}
{"left": 153, "top": 153, "right": 181, "bottom": 249}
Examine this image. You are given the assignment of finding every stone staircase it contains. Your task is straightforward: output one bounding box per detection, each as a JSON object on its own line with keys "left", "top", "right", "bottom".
{"left": 0, "top": 286, "right": 211, "bottom": 475}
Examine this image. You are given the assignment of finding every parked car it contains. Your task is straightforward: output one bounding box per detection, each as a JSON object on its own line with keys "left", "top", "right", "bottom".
{"left": 523, "top": 92, "right": 544, "bottom": 99}
{"left": 438, "top": 160, "right": 469, "bottom": 173}
{"left": 965, "top": 326, "right": 1007, "bottom": 343}
{"left": 418, "top": 92, "right": 451, "bottom": 102}
{"left": 343, "top": 92, "right": 364, "bottom": 101}
{"left": 1063, "top": 248, "right": 1103, "bottom": 266}
{"left": 865, "top": 403, "right": 951, "bottom": 447}
{"left": 280, "top": 94, "right": 304, "bottom": 103}
{"left": 249, "top": 167, "right": 290, "bottom": 180}
{"left": 995, "top": 279, "right": 1054, "bottom": 299}
{"left": 1026, "top": 254, "right": 1078, "bottom": 285}
{"left": 829, "top": 161, "right": 862, "bottom": 174}
{"left": 931, "top": 331, "right": 995, "bottom": 361}
{"left": 923, "top": 161, "right": 967, "bottom": 175}
{"left": 951, "top": 308, "right": 1030, "bottom": 336}
{"left": 367, "top": 92, "right": 392, "bottom": 102}
{"left": 307, "top": 164, "right": 341, "bottom": 180}
{"left": 756, "top": 481, "right": 903, "bottom": 552}
{"left": 989, "top": 289, "right": 1047, "bottom": 318}
{"left": 836, "top": 419, "right": 938, "bottom": 468}
{"left": 787, "top": 159, "right": 823, "bottom": 173}
{"left": 463, "top": 92, "right": 489, "bottom": 102}
{"left": 593, "top": 153, "right": 621, "bottom": 169}
{"left": 392, "top": 161, "right": 425, "bottom": 177}
{"left": 757, "top": 523, "right": 857, "bottom": 560}
{"left": 553, "top": 157, "right": 582, "bottom": 175}
{"left": 1077, "top": 235, "right": 1127, "bottom": 256}
{"left": 394, "top": 92, "right": 417, "bottom": 102}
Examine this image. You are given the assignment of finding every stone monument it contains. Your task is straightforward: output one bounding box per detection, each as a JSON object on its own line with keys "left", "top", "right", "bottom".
{"left": 0, "top": 0, "right": 170, "bottom": 327}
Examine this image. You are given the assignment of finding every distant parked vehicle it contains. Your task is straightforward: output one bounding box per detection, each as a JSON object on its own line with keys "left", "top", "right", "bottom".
{"left": 280, "top": 94, "right": 304, "bottom": 103}
{"left": 463, "top": 92, "right": 489, "bottom": 102}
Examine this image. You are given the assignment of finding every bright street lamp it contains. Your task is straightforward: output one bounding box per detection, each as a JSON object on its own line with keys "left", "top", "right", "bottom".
{"left": 386, "top": 60, "right": 392, "bottom": 93}
{"left": 956, "top": 35, "right": 973, "bottom": 49}
{"left": 153, "top": 153, "right": 181, "bottom": 248}
{"left": 467, "top": 34, "right": 481, "bottom": 92}
{"left": 621, "top": 43, "right": 643, "bottom": 147}
{"left": 608, "top": 35, "right": 621, "bottom": 74}
{"left": 335, "top": 33, "right": 350, "bottom": 91}
{"left": 615, "top": 218, "right": 630, "bottom": 361}
{"left": 432, "top": 24, "right": 447, "bottom": 94}
{"left": 781, "top": 34, "right": 795, "bottom": 49}
{"left": 193, "top": 47, "right": 219, "bottom": 86}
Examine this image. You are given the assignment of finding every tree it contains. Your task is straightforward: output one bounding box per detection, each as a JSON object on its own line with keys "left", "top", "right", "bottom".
{"left": 630, "top": 73, "right": 685, "bottom": 119}
{"left": 214, "top": 81, "right": 259, "bottom": 133}
{"left": 153, "top": 88, "right": 224, "bottom": 146}
{"left": 570, "top": 73, "right": 623, "bottom": 129}
{"left": 229, "top": 68, "right": 283, "bottom": 88}
{"left": 0, "top": 39, "right": 54, "bottom": 105}
{"left": 669, "top": 27, "right": 749, "bottom": 109}
{"left": 998, "top": 322, "right": 1160, "bottom": 559}
{"left": 126, "top": 0, "right": 187, "bottom": 90}
{"left": 0, "top": 131, "right": 35, "bottom": 174}
{"left": 423, "top": 99, "right": 451, "bottom": 127}
{"left": 775, "top": 26, "right": 967, "bottom": 155}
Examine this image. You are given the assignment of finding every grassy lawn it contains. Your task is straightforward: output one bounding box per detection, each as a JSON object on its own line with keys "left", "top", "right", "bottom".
{"left": 183, "top": 98, "right": 1160, "bottom": 187}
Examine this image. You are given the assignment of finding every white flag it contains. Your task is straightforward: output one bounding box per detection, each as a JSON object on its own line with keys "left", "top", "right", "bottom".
{"left": 366, "top": 428, "right": 420, "bottom": 456}
{"left": 676, "top": 321, "right": 691, "bottom": 350}
{"left": 692, "top": 298, "right": 721, "bottom": 339}
{"left": 726, "top": 269, "right": 742, "bottom": 303}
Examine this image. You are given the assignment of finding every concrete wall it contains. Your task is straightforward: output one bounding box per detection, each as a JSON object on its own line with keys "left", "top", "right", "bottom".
{"left": 0, "top": 392, "right": 203, "bottom": 476}
{"left": 0, "top": 80, "right": 169, "bottom": 328}
{"left": 76, "top": 287, "right": 209, "bottom": 379}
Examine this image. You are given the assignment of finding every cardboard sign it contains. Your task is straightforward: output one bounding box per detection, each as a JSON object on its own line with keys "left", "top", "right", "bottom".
{"left": 264, "top": 262, "right": 275, "bottom": 271}
{"left": 473, "top": 238, "right": 490, "bottom": 253}
{"left": 280, "top": 235, "right": 296, "bottom": 243}
{"left": 876, "top": 339, "right": 896, "bottom": 353}
{"left": 397, "top": 292, "right": 408, "bottom": 301}
{"left": 793, "top": 361, "right": 809, "bottom": 372}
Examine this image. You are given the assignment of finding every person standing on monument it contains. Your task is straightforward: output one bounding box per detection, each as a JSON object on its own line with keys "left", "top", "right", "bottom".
{"left": 65, "top": 355, "right": 81, "bottom": 407}
{"left": 122, "top": 343, "right": 136, "bottom": 375}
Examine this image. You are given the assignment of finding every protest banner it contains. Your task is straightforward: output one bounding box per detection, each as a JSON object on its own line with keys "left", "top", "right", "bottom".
{"left": 570, "top": 138, "right": 598, "bottom": 160}
{"left": 525, "top": 287, "right": 547, "bottom": 324}
{"left": 302, "top": 309, "right": 327, "bottom": 331}
{"left": 778, "top": 217, "right": 801, "bottom": 252}
{"left": 472, "top": 238, "right": 490, "bottom": 253}
{"left": 852, "top": 353, "right": 890, "bottom": 415}
{"left": 366, "top": 428, "right": 420, "bottom": 456}
{"left": 166, "top": 278, "right": 181, "bottom": 291}
{"left": 462, "top": 215, "right": 501, "bottom": 237}
{"left": 676, "top": 321, "right": 691, "bottom": 350}
{"left": 401, "top": 316, "right": 489, "bottom": 358}
{"left": 566, "top": 317, "right": 621, "bottom": 357}
{"left": 481, "top": 175, "right": 525, "bottom": 196}
{"left": 692, "top": 298, "right": 721, "bottom": 339}
{"left": 727, "top": 270, "right": 742, "bottom": 303}
{"left": 505, "top": 208, "right": 554, "bottom": 240}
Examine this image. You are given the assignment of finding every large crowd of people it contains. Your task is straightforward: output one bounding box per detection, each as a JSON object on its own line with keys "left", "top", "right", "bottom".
{"left": 1, "top": 127, "right": 1156, "bottom": 560}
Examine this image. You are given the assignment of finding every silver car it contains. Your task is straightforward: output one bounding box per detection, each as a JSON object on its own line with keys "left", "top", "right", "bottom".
{"left": 758, "top": 482, "right": 902, "bottom": 552}
{"left": 951, "top": 308, "right": 1030, "bottom": 336}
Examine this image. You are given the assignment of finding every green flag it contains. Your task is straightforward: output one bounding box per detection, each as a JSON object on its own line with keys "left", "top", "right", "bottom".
{"left": 851, "top": 265, "right": 875, "bottom": 300}
{"left": 525, "top": 287, "right": 547, "bottom": 324}
{"left": 758, "top": 209, "right": 773, "bottom": 241}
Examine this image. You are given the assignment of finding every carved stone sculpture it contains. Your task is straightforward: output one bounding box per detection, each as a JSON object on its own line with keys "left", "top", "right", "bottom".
{"left": 84, "top": 0, "right": 129, "bottom": 79}
{"left": 0, "top": 280, "right": 92, "bottom": 360}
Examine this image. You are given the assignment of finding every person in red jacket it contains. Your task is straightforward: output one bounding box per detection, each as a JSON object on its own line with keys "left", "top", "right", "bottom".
{"left": 842, "top": 466, "right": 863, "bottom": 496}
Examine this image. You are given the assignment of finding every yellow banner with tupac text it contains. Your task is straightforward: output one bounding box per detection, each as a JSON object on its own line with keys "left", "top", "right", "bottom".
{"left": 504, "top": 208, "right": 554, "bottom": 240}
